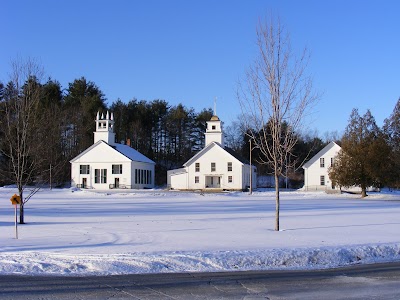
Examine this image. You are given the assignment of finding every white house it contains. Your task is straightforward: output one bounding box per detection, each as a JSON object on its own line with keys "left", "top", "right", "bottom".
{"left": 167, "top": 115, "right": 257, "bottom": 191}
{"left": 302, "top": 141, "right": 341, "bottom": 191}
{"left": 70, "top": 112, "right": 155, "bottom": 189}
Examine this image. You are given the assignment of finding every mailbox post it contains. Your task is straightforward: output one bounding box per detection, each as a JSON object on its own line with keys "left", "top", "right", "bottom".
{"left": 10, "top": 194, "right": 21, "bottom": 239}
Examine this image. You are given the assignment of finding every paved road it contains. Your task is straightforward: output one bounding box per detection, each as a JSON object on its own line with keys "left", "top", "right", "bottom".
{"left": 1, "top": 262, "right": 400, "bottom": 299}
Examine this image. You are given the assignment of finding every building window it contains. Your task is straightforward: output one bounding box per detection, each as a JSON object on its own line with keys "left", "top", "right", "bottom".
{"left": 94, "top": 169, "right": 107, "bottom": 184}
{"left": 195, "top": 163, "right": 200, "bottom": 172}
{"left": 320, "top": 158, "right": 325, "bottom": 168}
{"left": 228, "top": 176, "right": 233, "bottom": 183}
{"left": 95, "top": 169, "right": 99, "bottom": 183}
{"left": 112, "top": 164, "right": 122, "bottom": 174}
{"left": 195, "top": 176, "right": 199, "bottom": 183}
{"left": 80, "top": 165, "right": 90, "bottom": 174}
{"left": 101, "top": 169, "right": 107, "bottom": 183}
{"left": 212, "top": 125, "right": 216, "bottom": 130}
{"left": 135, "top": 169, "right": 152, "bottom": 185}
{"left": 320, "top": 175, "right": 325, "bottom": 186}
{"left": 227, "top": 162, "right": 232, "bottom": 172}
{"left": 331, "top": 157, "right": 334, "bottom": 166}
{"left": 211, "top": 162, "right": 216, "bottom": 172}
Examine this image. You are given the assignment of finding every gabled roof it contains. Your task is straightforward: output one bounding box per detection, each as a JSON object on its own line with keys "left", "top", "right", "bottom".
{"left": 302, "top": 141, "right": 341, "bottom": 169}
{"left": 183, "top": 142, "right": 250, "bottom": 167}
{"left": 70, "top": 140, "right": 155, "bottom": 164}
{"left": 114, "top": 143, "right": 155, "bottom": 164}
{"left": 69, "top": 140, "right": 103, "bottom": 163}
{"left": 224, "top": 146, "right": 250, "bottom": 164}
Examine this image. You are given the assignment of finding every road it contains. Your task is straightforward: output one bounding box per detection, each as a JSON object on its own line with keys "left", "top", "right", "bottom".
{"left": 1, "top": 262, "right": 400, "bottom": 299}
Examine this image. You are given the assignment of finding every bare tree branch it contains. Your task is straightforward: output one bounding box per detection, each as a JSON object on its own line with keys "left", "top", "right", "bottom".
{"left": 0, "top": 58, "right": 44, "bottom": 223}
{"left": 238, "top": 16, "right": 319, "bottom": 231}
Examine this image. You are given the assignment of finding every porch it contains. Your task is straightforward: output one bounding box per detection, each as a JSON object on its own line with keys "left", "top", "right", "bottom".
{"left": 205, "top": 175, "right": 222, "bottom": 189}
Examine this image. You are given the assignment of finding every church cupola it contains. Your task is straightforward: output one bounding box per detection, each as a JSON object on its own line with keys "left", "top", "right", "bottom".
{"left": 94, "top": 111, "right": 115, "bottom": 146}
{"left": 205, "top": 100, "right": 224, "bottom": 147}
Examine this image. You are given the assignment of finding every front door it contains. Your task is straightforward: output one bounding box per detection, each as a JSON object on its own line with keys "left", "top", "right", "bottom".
{"left": 115, "top": 178, "right": 120, "bottom": 188}
{"left": 206, "top": 176, "right": 221, "bottom": 188}
{"left": 82, "top": 178, "right": 87, "bottom": 188}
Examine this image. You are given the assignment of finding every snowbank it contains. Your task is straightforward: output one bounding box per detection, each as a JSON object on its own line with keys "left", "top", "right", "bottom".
{"left": 1, "top": 244, "right": 400, "bottom": 276}
{"left": 1, "top": 187, "right": 400, "bottom": 276}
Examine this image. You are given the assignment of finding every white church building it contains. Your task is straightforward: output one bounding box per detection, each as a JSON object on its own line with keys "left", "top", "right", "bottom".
{"left": 70, "top": 112, "right": 155, "bottom": 189}
{"left": 167, "top": 114, "right": 257, "bottom": 191}
{"left": 302, "top": 141, "right": 341, "bottom": 191}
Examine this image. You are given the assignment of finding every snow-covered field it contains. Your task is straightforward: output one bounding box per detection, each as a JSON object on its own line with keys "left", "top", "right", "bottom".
{"left": 1, "top": 187, "right": 400, "bottom": 276}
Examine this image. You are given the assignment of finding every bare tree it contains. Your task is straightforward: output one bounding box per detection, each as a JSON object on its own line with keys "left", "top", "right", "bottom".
{"left": 224, "top": 119, "right": 246, "bottom": 153}
{"left": 238, "top": 17, "right": 318, "bottom": 231}
{"left": 0, "top": 58, "right": 44, "bottom": 223}
{"left": 323, "top": 130, "right": 342, "bottom": 144}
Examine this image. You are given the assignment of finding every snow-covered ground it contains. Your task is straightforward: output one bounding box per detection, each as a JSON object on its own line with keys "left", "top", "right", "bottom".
{"left": 1, "top": 187, "right": 400, "bottom": 276}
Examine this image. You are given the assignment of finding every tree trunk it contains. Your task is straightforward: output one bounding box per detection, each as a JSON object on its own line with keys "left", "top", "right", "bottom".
{"left": 19, "top": 203, "right": 25, "bottom": 224}
{"left": 19, "top": 189, "right": 25, "bottom": 224}
{"left": 361, "top": 183, "right": 367, "bottom": 198}
{"left": 275, "top": 173, "right": 280, "bottom": 231}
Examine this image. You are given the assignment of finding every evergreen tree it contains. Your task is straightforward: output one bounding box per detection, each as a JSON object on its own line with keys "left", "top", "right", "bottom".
{"left": 63, "top": 77, "right": 107, "bottom": 157}
{"left": 383, "top": 98, "right": 400, "bottom": 188}
{"left": 150, "top": 99, "right": 169, "bottom": 163}
{"left": 192, "top": 108, "right": 213, "bottom": 152}
{"left": 35, "top": 79, "right": 68, "bottom": 186}
{"left": 109, "top": 98, "right": 130, "bottom": 144}
{"left": 329, "top": 109, "right": 390, "bottom": 197}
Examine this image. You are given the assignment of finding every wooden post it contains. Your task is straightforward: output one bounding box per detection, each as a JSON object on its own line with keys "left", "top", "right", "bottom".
{"left": 10, "top": 194, "right": 21, "bottom": 239}
{"left": 249, "top": 139, "right": 252, "bottom": 195}
{"left": 14, "top": 204, "right": 18, "bottom": 239}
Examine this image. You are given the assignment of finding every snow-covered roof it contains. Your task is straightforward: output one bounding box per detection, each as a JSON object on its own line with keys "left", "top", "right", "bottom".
{"left": 114, "top": 143, "right": 155, "bottom": 164}
{"left": 167, "top": 168, "right": 187, "bottom": 176}
{"left": 302, "top": 141, "right": 341, "bottom": 169}
{"left": 183, "top": 141, "right": 250, "bottom": 167}
{"left": 70, "top": 140, "right": 155, "bottom": 164}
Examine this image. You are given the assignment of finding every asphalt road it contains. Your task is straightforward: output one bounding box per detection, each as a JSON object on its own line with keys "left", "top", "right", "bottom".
{"left": 1, "top": 262, "right": 400, "bottom": 299}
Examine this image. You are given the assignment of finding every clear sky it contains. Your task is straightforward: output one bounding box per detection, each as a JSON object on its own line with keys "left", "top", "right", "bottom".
{"left": 2, "top": 0, "right": 399, "bottom": 137}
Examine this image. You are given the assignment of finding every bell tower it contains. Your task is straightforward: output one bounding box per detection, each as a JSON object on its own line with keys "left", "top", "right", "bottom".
{"left": 94, "top": 111, "right": 115, "bottom": 146}
{"left": 205, "top": 99, "right": 224, "bottom": 147}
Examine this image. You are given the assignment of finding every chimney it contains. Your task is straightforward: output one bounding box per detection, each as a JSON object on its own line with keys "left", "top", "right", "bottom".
{"left": 126, "top": 138, "right": 131, "bottom": 147}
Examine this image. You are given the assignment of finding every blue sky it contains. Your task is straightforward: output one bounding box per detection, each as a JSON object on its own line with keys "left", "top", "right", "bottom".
{"left": 2, "top": 0, "right": 399, "bottom": 137}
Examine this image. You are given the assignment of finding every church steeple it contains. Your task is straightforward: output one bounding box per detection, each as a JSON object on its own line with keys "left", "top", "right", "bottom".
{"left": 205, "top": 99, "right": 224, "bottom": 147}
{"left": 94, "top": 111, "right": 115, "bottom": 146}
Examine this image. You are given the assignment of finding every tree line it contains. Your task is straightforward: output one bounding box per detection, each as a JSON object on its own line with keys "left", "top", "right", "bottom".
{"left": 4, "top": 58, "right": 397, "bottom": 203}
{"left": 0, "top": 61, "right": 220, "bottom": 188}
{"left": 0, "top": 59, "right": 335, "bottom": 195}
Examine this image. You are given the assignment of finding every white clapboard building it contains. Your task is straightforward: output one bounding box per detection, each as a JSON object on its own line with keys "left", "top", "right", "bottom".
{"left": 70, "top": 112, "right": 155, "bottom": 189}
{"left": 302, "top": 141, "right": 341, "bottom": 191}
{"left": 167, "top": 114, "right": 257, "bottom": 191}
